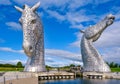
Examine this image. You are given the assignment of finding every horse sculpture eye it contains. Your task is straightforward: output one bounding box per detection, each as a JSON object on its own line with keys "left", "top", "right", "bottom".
{"left": 19, "top": 19, "right": 22, "bottom": 24}
{"left": 31, "top": 19, "right": 36, "bottom": 24}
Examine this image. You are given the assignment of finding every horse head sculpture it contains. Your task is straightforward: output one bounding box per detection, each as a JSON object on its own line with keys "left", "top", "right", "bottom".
{"left": 15, "top": 2, "right": 46, "bottom": 72}
{"left": 81, "top": 14, "right": 115, "bottom": 72}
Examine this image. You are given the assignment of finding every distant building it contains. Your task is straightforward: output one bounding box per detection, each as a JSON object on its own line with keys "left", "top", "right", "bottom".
{"left": 70, "top": 66, "right": 82, "bottom": 72}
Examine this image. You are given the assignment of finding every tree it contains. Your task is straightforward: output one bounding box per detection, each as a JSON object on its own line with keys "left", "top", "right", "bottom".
{"left": 114, "top": 63, "right": 118, "bottom": 68}
{"left": 70, "top": 64, "right": 75, "bottom": 67}
{"left": 106, "top": 62, "right": 109, "bottom": 66}
{"left": 119, "top": 65, "right": 120, "bottom": 68}
{"left": 16, "top": 61, "right": 23, "bottom": 68}
{"left": 77, "top": 65, "right": 81, "bottom": 67}
{"left": 109, "top": 62, "right": 114, "bottom": 68}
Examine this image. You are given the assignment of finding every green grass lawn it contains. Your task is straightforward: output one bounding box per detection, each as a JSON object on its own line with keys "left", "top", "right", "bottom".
{"left": 111, "top": 68, "right": 120, "bottom": 72}
{"left": 0, "top": 67, "right": 120, "bottom": 72}
{"left": 0, "top": 67, "right": 24, "bottom": 72}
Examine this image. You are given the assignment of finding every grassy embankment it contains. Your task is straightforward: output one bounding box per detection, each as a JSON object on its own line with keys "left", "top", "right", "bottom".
{"left": 0, "top": 67, "right": 120, "bottom": 72}
{"left": 0, "top": 67, "right": 24, "bottom": 72}
{"left": 111, "top": 68, "right": 120, "bottom": 72}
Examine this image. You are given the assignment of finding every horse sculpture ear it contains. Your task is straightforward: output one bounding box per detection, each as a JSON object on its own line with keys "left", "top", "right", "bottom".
{"left": 80, "top": 30, "right": 85, "bottom": 33}
{"left": 14, "top": 6, "right": 23, "bottom": 12}
{"left": 31, "top": 2, "right": 40, "bottom": 11}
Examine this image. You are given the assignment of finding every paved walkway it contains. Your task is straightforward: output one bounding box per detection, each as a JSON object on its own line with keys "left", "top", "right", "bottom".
{"left": 0, "top": 77, "right": 38, "bottom": 84}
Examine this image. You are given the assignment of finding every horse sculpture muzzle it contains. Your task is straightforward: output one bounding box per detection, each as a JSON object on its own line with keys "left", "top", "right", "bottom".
{"left": 23, "top": 41, "right": 33, "bottom": 57}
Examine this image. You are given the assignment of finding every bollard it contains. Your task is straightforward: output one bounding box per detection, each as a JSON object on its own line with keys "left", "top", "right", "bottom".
{"left": 90, "top": 76, "right": 92, "bottom": 79}
{"left": 94, "top": 76, "right": 97, "bottom": 79}
{"left": 51, "top": 76, "right": 54, "bottom": 79}
{"left": 3, "top": 76, "right": 5, "bottom": 84}
{"left": 74, "top": 72, "right": 76, "bottom": 79}
{"left": 63, "top": 76, "right": 65, "bottom": 79}
{"left": 9, "top": 81, "right": 12, "bottom": 84}
{"left": 16, "top": 75, "right": 18, "bottom": 80}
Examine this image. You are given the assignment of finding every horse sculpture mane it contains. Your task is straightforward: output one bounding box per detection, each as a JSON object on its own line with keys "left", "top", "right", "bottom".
{"left": 15, "top": 2, "right": 46, "bottom": 72}
{"left": 81, "top": 14, "right": 115, "bottom": 72}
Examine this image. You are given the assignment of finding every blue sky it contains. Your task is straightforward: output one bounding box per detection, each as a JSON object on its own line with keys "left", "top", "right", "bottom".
{"left": 0, "top": 0, "right": 120, "bottom": 67}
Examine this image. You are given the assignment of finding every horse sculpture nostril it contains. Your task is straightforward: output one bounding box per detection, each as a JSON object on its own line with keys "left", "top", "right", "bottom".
{"left": 112, "top": 17, "right": 115, "bottom": 20}
{"left": 109, "top": 16, "right": 115, "bottom": 20}
{"left": 29, "top": 46, "right": 32, "bottom": 50}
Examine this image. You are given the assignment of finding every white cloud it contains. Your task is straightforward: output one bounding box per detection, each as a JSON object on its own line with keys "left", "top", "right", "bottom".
{"left": 45, "top": 49, "right": 81, "bottom": 62}
{"left": 46, "top": 60, "right": 83, "bottom": 67}
{"left": 47, "top": 62, "right": 68, "bottom": 67}
{"left": 68, "top": 0, "right": 111, "bottom": 10}
{"left": 70, "top": 40, "right": 80, "bottom": 48}
{"left": 92, "top": 0, "right": 111, "bottom": 5}
{"left": 69, "top": 32, "right": 82, "bottom": 48}
{"left": 46, "top": 9, "right": 95, "bottom": 30}
{"left": 0, "top": 47, "right": 24, "bottom": 54}
{"left": 45, "top": 49, "right": 82, "bottom": 67}
{"left": 0, "top": 47, "right": 81, "bottom": 61}
{"left": 103, "top": 47, "right": 120, "bottom": 64}
{"left": 13, "top": 0, "right": 69, "bottom": 9}
{"left": 13, "top": 0, "right": 39, "bottom": 6}
{"left": 9, "top": 0, "right": 112, "bottom": 31}
{"left": 6, "top": 22, "right": 21, "bottom": 31}
{"left": 70, "top": 24, "right": 85, "bottom": 29}
{"left": 0, "top": 59, "right": 26, "bottom": 65}
{"left": 70, "top": 20, "right": 120, "bottom": 64}
{"left": 40, "top": 0, "right": 70, "bottom": 10}
{"left": 70, "top": 20, "right": 120, "bottom": 48}
{"left": 12, "top": 0, "right": 111, "bottom": 9}
{"left": 0, "top": 0, "right": 11, "bottom": 5}
{"left": 46, "top": 10, "right": 66, "bottom": 21}
{"left": 94, "top": 20, "right": 120, "bottom": 48}
{"left": 69, "top": 60, "right": 83, "bottom": 66}
{"left": 68, "top": 0, "right": 90, "bottom": 10}
{"left": 0, "top": 47, "right": 82, "bottom": 66}
{"left": 66, "top": 11, "right": 90, "bottom": 24}
{"left": 1, "top": 0, "right": 119, "bottom": 66}
{"left": 45, "top": 57, "right": 54, "bottom": 63}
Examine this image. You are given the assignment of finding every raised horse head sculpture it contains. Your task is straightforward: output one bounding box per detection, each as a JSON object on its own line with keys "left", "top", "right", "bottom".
{"left": 15, "top": 2, "right": 46, "bottom": 72}
{"left": 81, "top": 14, "right": 115, "bottom": 72}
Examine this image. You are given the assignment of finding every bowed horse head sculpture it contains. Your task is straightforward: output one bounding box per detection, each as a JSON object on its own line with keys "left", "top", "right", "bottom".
{"left": 15, "top": 2, "right": 41, "bottom": 57}
{"left": 81, "top": 14, "right": 115, "bottom": 72}
{"left": 15, "top": 2, "right": 46, "bottom": 72}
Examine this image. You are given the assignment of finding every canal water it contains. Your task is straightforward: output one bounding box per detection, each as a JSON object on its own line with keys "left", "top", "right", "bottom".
{"left": 39, "top": 78, "right": 120, "bottom": 84}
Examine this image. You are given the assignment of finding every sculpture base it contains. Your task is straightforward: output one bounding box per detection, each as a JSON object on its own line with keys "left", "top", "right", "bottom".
{"left": 24, "top": 65, "right": 46, "bottom": 72}
{"left": 24, "top": 58, "right": 46, "bottom": 72}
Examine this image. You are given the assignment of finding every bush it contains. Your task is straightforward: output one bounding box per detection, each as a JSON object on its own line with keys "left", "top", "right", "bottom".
{"left": 16, "top": 62, "right": 23, "bottom": 68}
